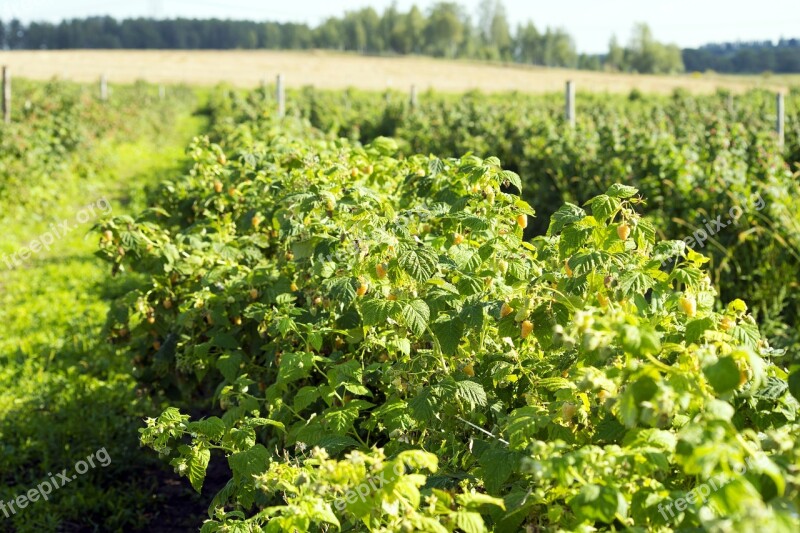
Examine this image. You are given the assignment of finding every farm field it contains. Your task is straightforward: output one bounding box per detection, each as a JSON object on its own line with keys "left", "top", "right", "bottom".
{"left": 1, "top": 76, "right": 800, "bottom": 532}
{"left": 0, "top": 49, "right": 796, "bottom": 94}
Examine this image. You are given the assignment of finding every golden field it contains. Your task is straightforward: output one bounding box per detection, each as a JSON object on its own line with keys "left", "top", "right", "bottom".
{"left": 0, "top": 49, "right": 794, "bottom": 94}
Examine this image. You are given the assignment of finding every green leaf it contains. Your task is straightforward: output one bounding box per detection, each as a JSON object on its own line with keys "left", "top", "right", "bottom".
{"left": 618, "top": 271, "right": 655, "bottom": 297}
{"left": 316, "top": 435, "right": 360, "bottom": 455}
{"left": 323, "top": 276, "right": 357, "bottom": 305}
{"left": 294, "top": 386, "right": 320, "bottom": 412}
{"left": 409, "top": 388, "right": 437, "bottom": 422}
{"left": 244, "top": 418, "right": 286, "bottom": 432}
{"left": 188, "top": 446, "right": 211, "bottom": 493}
{"left": 361, "top": 298, "right": 398, "bottom": 326}
{"left": 730, "top": 322, "right": 760, "bottom": 349}
{"left": 595, "top": 417, "right": 626, "bottom": 443}
{"left": 401, "top": 299, "right": 430, "bottom": 336}
{"left": 606, "top": 184, "right": 638, "bottom": 198}
{"left": 559, "top": 225, "right": 590, "bottom": 256}
{"left": 499, "top": 170, "right": 521, "bottom": 193}
{"left": 633, "top": 219, "right": 656, "bottom": 249}
{"left": 431, "top": 318, "right": 465, "bottom": 355}
{"left": 589, "top": 194, "right": 620, "bottom": 221}
{"left": 324, "top": 404, "right": 363, "bottom": 433}
{"left": 704, "top": 356, "right": 741, "bottom": 394}
{"left": 216, "top": 353, "right": 243, "bottom": 383}
{"left": 685, "top": 317, "right": 714, "bottom": 343}
{"left": 398, "top": 245, "right": 438, "bottom": 282}
{"left": 455, "top": 380, "right": 488, "bottom": 409}
{"left": 188, "top": 417, "right": 226, "bottom": 441}
{"left": 228, "top": 444, "right": 269, "bottom": 485}
{"left": 569, "top": 484, "right": 627, "bottom": 524}
{"left": 368, "top": 136, "right": 398, "bottom": 155}
{"left": 453, "top": 511, "right": 487, "bottom": 533}
{"left": 789, "top": 370, "right": 800, "bottom": 402}
{"left": 428, "top": 158, "right": 445, "bottom": 176}
{"left": 476, "top": 444, "right": 517, "bottom": 493}
{"left": 548, "top": 203, "right": 585, "bottom": 235}
{"left": 276, "top": 351, "right": 315, "bottom": 384}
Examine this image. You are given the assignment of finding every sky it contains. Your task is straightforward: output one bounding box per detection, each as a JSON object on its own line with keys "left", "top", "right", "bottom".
{"left": 5, "top": 0, "right": 800, "bottom": 54}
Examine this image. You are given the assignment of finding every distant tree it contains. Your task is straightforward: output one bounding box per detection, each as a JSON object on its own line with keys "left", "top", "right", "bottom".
{"left": 314, "top": 18, "right": 342, "bottom": 49}
{"left": 578, "top": 54, "right": 602, "bottom": 70}
{"left": 262, "top": 22, "right": 283, "bottom": 48}
{"left": 622, "top": 23, "right": 684, "bottom": 74}
{"left": 405, "top": 6, "right": 426, "bottom": 54}
{"left": 514, "top": 22, "right": 540, "bottom": 63}
{"left": 281, "top": 23, "right": 313, "bottom": 50}
{"left": 476, "top": 0, "right": 510, "bottom": 59}
{"left": 606, "top": 35, "right": 625, "bottom": 71}
{"left": 381, "top": 3, "right": 400, "bottom": 53}
{"left": 2, "top": 7, "right": 797, "bottom": 74}
{"left": 424, "top": 2, "right": 465, "bottom": 58}
{"left": 358, "top": 8, "right": 384, "bottom": 53}
{"left": 8, "top": 19, "right": 23, "bottom": 49}
{"left": 541, "top": 28, "right": 577, "bottom": 68}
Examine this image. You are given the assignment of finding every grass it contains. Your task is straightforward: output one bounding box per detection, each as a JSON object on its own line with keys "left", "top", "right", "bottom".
{"left": 0, "top": 107, "right": 209, "bottom": 532}
{"left": 0, "top": 49, "right": 795, "bottom": 95}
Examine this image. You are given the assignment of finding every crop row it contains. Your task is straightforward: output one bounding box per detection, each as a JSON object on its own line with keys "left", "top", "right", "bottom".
{"left": 100, "top": 91, "right": 800, "bottom": 531}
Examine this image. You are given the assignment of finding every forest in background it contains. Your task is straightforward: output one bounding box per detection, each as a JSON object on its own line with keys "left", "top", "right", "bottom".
{"left": 2, "top": 1, "right": 799, "bottom": 74}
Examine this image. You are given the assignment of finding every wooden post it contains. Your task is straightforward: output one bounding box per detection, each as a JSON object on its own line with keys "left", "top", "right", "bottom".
{"left": 776, "top": 91, "right": 785, "bottom": 149}
{"left": 2, "top": 66, "right": 10, "bottom": 124}
{"left": 276, "top": 74, "right": 285, "bottom": 118}
{"left": 410, "top": 84, "right": 417, "bottom": 109}
{"left": 565, "top": 80, "right": 575, "bottom": 127}
{"left": 100, "top": 74, "right": 108, "bottom": 101}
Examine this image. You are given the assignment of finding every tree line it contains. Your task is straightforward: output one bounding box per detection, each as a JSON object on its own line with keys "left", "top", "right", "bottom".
{"left": 684, "top": 39, "right": 800, "bottom": 74}
{"left": 2, "top": 1, "right": 798, "bottom": 74}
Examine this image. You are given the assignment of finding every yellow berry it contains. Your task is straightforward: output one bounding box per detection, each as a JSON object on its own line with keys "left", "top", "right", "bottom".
{"left": 501, "top": 302, "right": 514, "bottom": 318}
{"left": 356, "top": 282, "right": 368, "bottom": 297}
{"left": 680, "top": 295, "right": 697, "bottom": 317}
{"left": 517, "top": 214, "right": 528, "bottom": 229}
{"left": 617, "top": 223, "right": 631, "bottom": 240}
{"left": 597, "top": 293, "right": 609, "bottom": 308}
{"left": 521, "top": 320, "right": 534, "bottom": 339}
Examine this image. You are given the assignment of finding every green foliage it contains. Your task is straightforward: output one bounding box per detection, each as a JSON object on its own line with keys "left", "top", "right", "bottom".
{"left": 107, "top": 92, "right": 800, "bottom": 531}
{"left": 278, "top": 86, "right": 800, "bottom": 354}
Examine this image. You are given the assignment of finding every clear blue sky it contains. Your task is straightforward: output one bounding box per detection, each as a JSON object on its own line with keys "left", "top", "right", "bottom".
{"left": 6, "top": 0, "right": 800, "bottom": 53}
